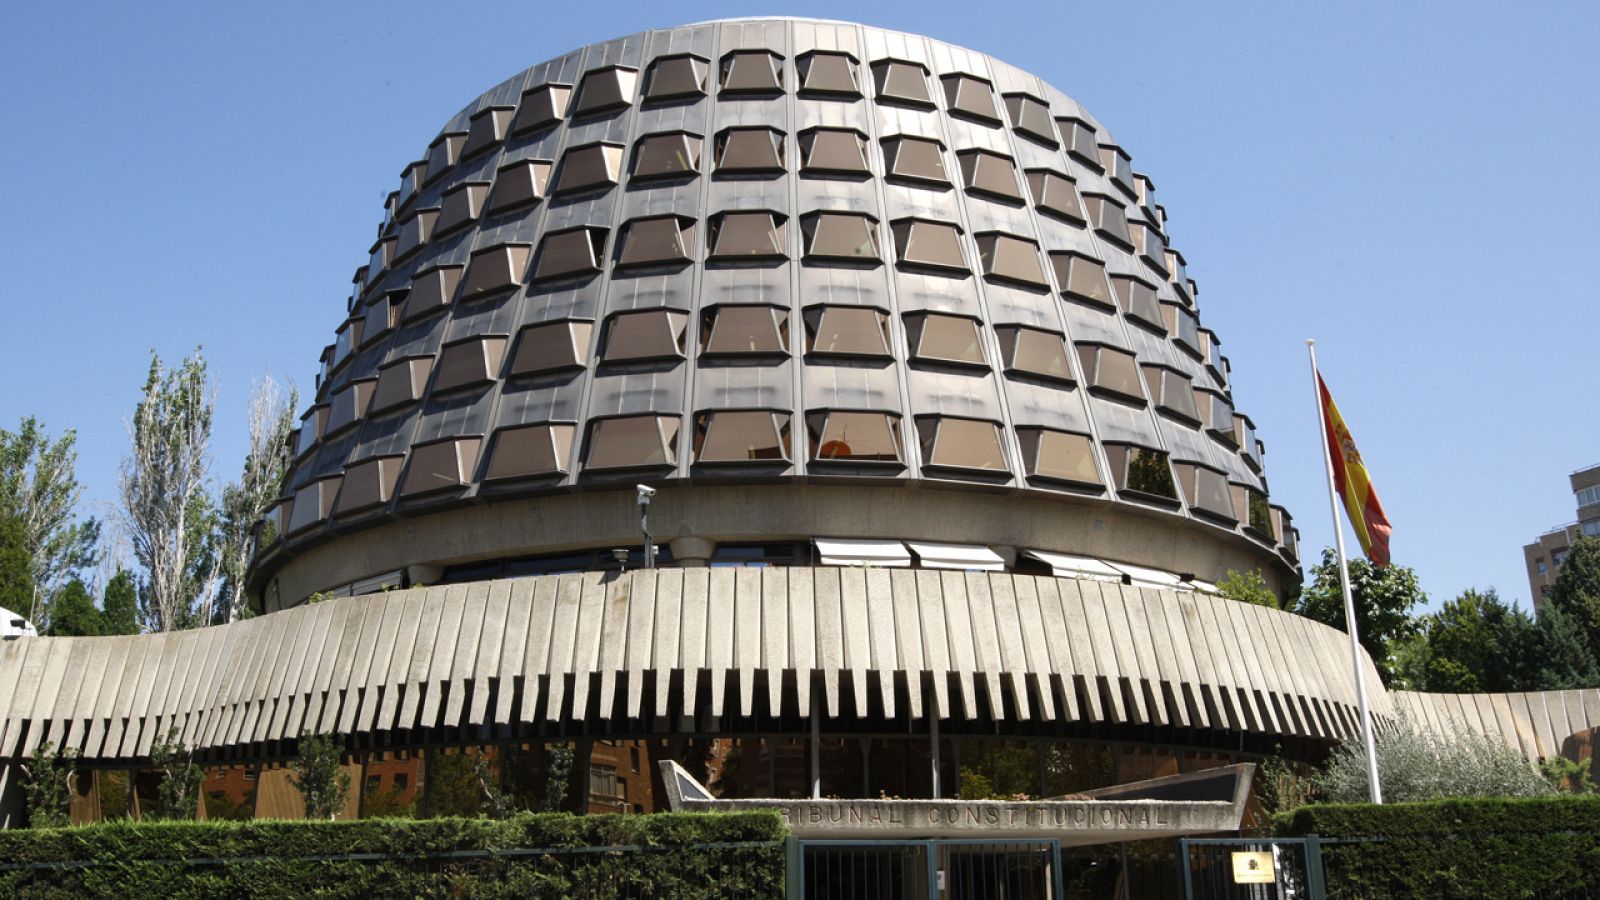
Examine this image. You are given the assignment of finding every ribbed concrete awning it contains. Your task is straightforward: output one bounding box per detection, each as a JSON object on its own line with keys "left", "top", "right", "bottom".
{"left": 0, "top": 569, "right": 1409, "bottom": 763}
{"left": 906, "top": 542, "right": 1005, "bottom": 571}
{"left": 814, "top": 538, "right": 910, "bottom": 567}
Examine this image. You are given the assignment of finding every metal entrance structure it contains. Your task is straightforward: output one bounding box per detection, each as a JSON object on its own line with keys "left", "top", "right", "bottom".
{"left": 793, "top": 839, "right": 1064, "bottom": 900}
{"left": 1179, "top": 837, "right": 1326, "bottom": 900}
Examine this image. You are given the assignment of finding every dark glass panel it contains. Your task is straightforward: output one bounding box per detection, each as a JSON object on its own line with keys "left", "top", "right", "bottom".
{"left": 424, "top": 133, "right": 465, "bottom": 184}
{"left": 371, "top": 356, "right": 433, "bottom": 413}
{"left": 802, "top": 212, "right": 879, "bottom": 262}
{"left": 460, "top": 244, "right": 532, "bottom": 298}
{"left": 909, "top": 313, "right": 984, "bottom": 365}
{"left": 810, "top": 412, "right": 902, "bottom": 462}
{"left": 714, "top": 127, "right": 785, "bottom": 173}
{"left": 1056, "top": 117, "right": 1100, "bottom": 167}
{"left": 433, "top": 336, "right": 508, "bottom": 393}
{"left": 919, "top": 417, "right": 1005, "bottom": 470}
{"left": 1024, "top": 169, "right": 1084, "bottom": 224}
{"left": 695, "top": 411, "right": 790, "bottom": 462}
{"left": 644, "top": 54, "right": 709, "bottom": 101}
{"left": 799, "top": 128, "right": 869, "bottom": 175}
{"left": 1000, "top": 326, "right": 1071, "bottom": 382}
{"left": 703, "top": 306, "right": 787, "bottom": 355}
{"left": 485, "top": 423, "right": 575, "bottom": 480}
{"left": 1050, "top": 252, "right": 1114, "bottom": 307}
{"left": 976, "top": 233, "right": 1046, "bottom": 287}
{"left": 881, "top": 135, "right": 948, "bottom": 185}
{"left": 891, "top": 219, "right": 965, "bottom": 272}
{"left": 1076, "top": 344, "right": 1143, "bottom": 402}
{"left": 402, "top": 266, "right": 462, "bottom": 321}
{"left": 435, "top": 182, "right": 489, "bottom": 235}
{"left": 552, "top": 143, "right": 623, "bottom": 195}
{"left": 707, "top": 212, "right": 786, "bottom": 259}
{"left": 461, "top": 106, "right": 513, "bottom": 159}
{"left": 1018, "top": 429, "right": 1100, "bottom": 485}
{"left": 531, "top": 227, "right": 606, "bottom": 282}
{"left": 485, "top": 159, "right": 552, "bottom": 214}
{"left": 336, "top": 455, "right": 403, "bottom": 513}
{"left": 1111, "top": 275, "right": 1164, "bottom": 331}
{"left": 1106, "top": 444, "right": 1177, "bottom": 500}
{"left": 602, "top": 310, "right": 686, "bottom": 361}
{"left": 631, "top": 132, "right": 702, "bottom": 181}
{"left": 719, "top": 50, "right": 783, "bottom": 93}
{"left": 870, "top": 60, "right": 932, "bottom": 107}
{"left": 400, "top": 438, "right": 481, "bottom": 496}
{"left": 617, "top": 216, "right": 694, "bottom": 268}
{"left": 1002, "top": 94, "right": 1057, "bottom": 145}
{"left": 941, "top": 73, "right": 1000, "bottom": 123}
{"left": 510, "top": 84, "right": 572, "bottom": 135}
{"left": 573, "top": 66, "right": 637, "bottom": 116}
{"left": 957, "top": 149, "right": 1022, "bottom": 203}
{"left": 797, "top": 51, "right": 859, "bottom": 96}
{"left": 806, "top": 307, "right": 889, "bottom": 356}
{"left": 509, "top": 320, "right": 591, "bottom": 376}
{"left": 1084, "top": 193, "right": 1133, "bottom": 248}
{"left": 586, "top": 416, "right": 678, "bottom": 469}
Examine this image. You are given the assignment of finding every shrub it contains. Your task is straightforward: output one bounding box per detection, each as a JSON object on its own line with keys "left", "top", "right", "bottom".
{"left": 1313, "top": 712, "right": 1555, "bottom": 803}
{"left": 1277, "top": 795, "right": 1600, "bottom": 899}
{"left": 149, "top": 727, "right": 203, "bottom": 820}
{"left": 21, "top": 742, "right": 76, "bottom": 828}
{"left": 0, "top": 811, "right": 787, "bottom": 899}
{"left": 290, "top": 732, "right": 350, "bottom": 819}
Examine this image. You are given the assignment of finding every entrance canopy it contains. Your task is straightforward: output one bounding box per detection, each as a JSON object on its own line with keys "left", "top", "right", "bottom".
{"left": 659, "top": 761, "right": 1256, "bottom": 847}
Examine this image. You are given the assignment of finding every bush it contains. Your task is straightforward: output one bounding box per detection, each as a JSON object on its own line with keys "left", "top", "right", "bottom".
{"left": 0, "top": 811, "right": 787, "bottom": 899}
{"left": 1277, "top": 795, "right": 1600, "bottom": 898}
{"left": 290, "top": 732, "right": 350, "bottom": 820}
{"left": 1313, "top": 712, "right": 1555, "bottom": 803}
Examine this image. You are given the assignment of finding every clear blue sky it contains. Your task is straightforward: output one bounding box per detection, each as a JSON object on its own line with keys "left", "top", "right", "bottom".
{"left": 2, "top": 1, "right": 1595, "bottom": 612}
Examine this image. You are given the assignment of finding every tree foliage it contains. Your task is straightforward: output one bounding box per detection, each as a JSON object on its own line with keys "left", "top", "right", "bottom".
{"left": 0, "top": 417, "right": 98, "bottom": 626}
{"left": 149, "top": 727, "right": 203, "bottom": 820}
{"left": 216, "top": 377, "right": 296, "bottom": 623}
{"left": 22, "top": 741, "right": 76, "bottom": 828}
{"left": 1545, "top": 535, "right": 1600, "bottom": 665}
{"left": 0, "top": 510, "right": 35, "bottom": 620}
{"left": 119, "top": 350, "right": 219, "bottom": 632}
{"left": 1216, "top": 569, "right": 1279, "bottom": 609}
{"left": 1293, "top": 548, "right": 1424, "bottom": 685}
{"left": 291, "top": 733, "right": 351, "bottom": 820}
{"left": 46, "top": 578, "right": 102, "bottom": 637}
{"left": 100, "top": 569, "right": 139, "bottom": 635}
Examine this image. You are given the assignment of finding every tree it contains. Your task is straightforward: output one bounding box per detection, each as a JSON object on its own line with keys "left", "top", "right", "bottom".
{"left": 1402, "top": 589, "right": 1540, "bottom": 692}
{"left": 1545, "top": 535, "right": 1600, "bottom": 664}
{"left": 291, "top": 732, "right": 351, "bottom": 819}
{"left": 0, "top": 417, "right": 99, "bottom": 626}
{"left": 1292, "top": 548, "right": 1424, "bottom": 685}
{"left": 1531, "top": 601, "right": 1600, "bottom": 689}
{"left": 47, "top": 578, "right": 102, "bottom": 637}
{"left": 1215, "top": 569, "right": 1279, "bottom": 609}
{"left": 149, "top": 726, "right": 203, "bottom": 820}
{"left": 0, "top": 510, "right": 34, "bottom": 619}
{"left": 22, "top": 741, "right": 77, "bottom": 828}
{"left": 216, "top": 377, "right": 296, "bottom": 623}
{"left": 119, "top": 350, "right": 219, "bottom": 632}
{"left": 100, "top": 569, "right": 139, "bottom": 635}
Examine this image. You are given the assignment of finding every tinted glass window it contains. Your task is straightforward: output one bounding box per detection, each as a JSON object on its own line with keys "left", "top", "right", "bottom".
{"left": 1076, "top": 344, "right": 1143, "bottom": 402}
{"left": 632, "top": 132, "right": 702, "bottom": 181}
{"left": 806, "top": 307, "right": 890, "bottom": 356}
{"left": 1050, "top": 252, "right": 1113, "bottom": 307}
{"left": 644, "top": 55, "right": 708, "bottom": 101}
{"left": 999, "top": 326, "right": 1071, "bottom": 382}
{"left": 695, "top": 411, "right": 790, "bottom": 462}
{"left": 942, "top": 74, "right": 1000, "bottom": 123}
{"left": 586, "top": 416, "right": 679, "bottom": 469}
{"left": 802, "top": 212, "right": 879, "bottom": 261}
{"left": 798, "top": 52, "right": 860, "bottom": 96}
{"left": 509, "top": 321, "right": 591, "bottom": 376}
{"left": 719, "top": 50, "right": 784, "bottom": 93}
{"left": 908, "top": 313, "right": 984, "bottom": 365}
{"left": 882, "top": 135, "right": 948, "bottom": 185}
{"left": 799, "top": 128, "right": 870, "bottom": 175}
{"left": 919, "top": 417, "right": 1005, "bottom": 471}
{"left": 810, "top": 412, "right": 903, "bottom": 462}
{"left": 1106, "top": 444, "right": 1177, "bottom": 500}
{"left": 871, "top": 60, "right": 932, "bottom": 106}
{"left": 602, "top": 310, "right": 687, "bottom": 361}
{"left": 617, "top": 216, "right": 694, "bottom": 268}
{"left": 715, "top": 127, "right": 785, "bottom": 173}
{"left": 1018, "top": 429, "right": 1100, "bottom": 485}
{"left": 703, "top": 306, "right": 788, "bottom": 355}
{"left": 485, "top": 423, "right": 576, "bottom": 480}
{"left": 891, "top": 219, "right": 966, "bottom": 272}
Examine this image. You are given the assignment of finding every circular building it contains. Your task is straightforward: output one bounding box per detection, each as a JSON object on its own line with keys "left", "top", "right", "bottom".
{"left": 9, "top": 20, "right": 1463, "bottom": 860}
{"left": 252, "top": 18, "right": 1299, "bottom": 614}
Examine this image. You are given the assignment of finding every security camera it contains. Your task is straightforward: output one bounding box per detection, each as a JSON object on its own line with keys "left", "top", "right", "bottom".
{"left": 636, "top": 484, "right": 657, "bottom": 499}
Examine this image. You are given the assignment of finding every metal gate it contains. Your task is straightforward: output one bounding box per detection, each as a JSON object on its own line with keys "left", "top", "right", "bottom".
{"left": 1178, "top": 837, "right": 1325, "bottom": 900}
{"left": 792, "top": 839, "right": 1065, "bottom": 899}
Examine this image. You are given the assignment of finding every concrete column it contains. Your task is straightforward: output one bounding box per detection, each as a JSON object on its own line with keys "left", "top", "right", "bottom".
{"left": 668, "top": 536, "right": 715, "bottom": 567}
{"left": 0, "top": 762, "right": 24, "bottom": 828}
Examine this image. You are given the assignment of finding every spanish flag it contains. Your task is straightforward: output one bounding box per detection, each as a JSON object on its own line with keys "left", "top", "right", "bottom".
{"left": 1317, "top": 373, "right": 1392, "bottom": 566}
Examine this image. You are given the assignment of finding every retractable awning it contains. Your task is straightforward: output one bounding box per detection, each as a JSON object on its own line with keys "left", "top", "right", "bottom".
{"left": 906, "top": 541, "right": 1006, "bottom": 571}
{"left": 1023, "top": 550, "right": 1124, "bottom": 582}
{"left": 814, "top": 538, "right": 912, "bottom": 567}
{"left": 1107, "top": 561, "right": 1186, "bottom": 590}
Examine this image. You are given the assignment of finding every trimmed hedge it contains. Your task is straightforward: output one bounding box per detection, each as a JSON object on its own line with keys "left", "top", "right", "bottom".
{"left": 0, "top": 811, "right": 787, "bottom": 899}
{"left": 1276, "top": 795, "right": 1600, "bottom": 899}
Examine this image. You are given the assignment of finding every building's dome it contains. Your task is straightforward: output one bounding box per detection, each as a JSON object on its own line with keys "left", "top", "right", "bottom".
{"left": 251, "top": 18, "right": 1298, "bottom": 609}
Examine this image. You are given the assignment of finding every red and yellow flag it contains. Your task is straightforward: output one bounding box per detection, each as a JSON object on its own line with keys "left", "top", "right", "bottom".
{"left": 1318, "top": 374, "right": 1392, "bottom": 566}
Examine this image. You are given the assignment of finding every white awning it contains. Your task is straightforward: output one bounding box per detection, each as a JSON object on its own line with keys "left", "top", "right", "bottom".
{"left": 814, "top": 538, "right": 912, "bottom": 567}
{"left": 1023, "top": 550, "right": 1124, "bottom": 582}
{"left": 906, "top": 542, "right": 1006, "bottom": 571}
{"left": 1186, "top": 579, "right": 1220, "bottom": 595}
{"left": 1108, "top": 561, "right": 1186, "bottom": 590}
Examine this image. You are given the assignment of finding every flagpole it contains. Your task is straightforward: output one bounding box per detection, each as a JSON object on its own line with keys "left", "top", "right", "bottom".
{"left": 1306, "top": 339, "right": 1383, "bottom": 804}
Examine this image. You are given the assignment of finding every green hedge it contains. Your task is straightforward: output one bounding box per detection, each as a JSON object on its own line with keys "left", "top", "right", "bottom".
{"left": 0, "top": 811, "right": 787, "bottom": 899}
{"left": 1276, "top": 795, "right": 1600, "bottom": 899}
